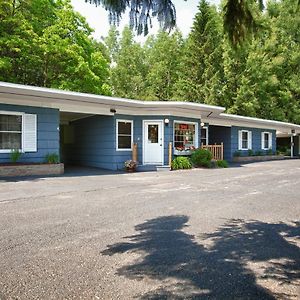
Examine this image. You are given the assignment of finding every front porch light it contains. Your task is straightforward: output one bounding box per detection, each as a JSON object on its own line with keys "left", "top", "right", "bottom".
{"left": 164, "top": 118, "right": 170, "bottom": 125}
{"left": 200, "top": 122, "right": 205, "bottom": 127}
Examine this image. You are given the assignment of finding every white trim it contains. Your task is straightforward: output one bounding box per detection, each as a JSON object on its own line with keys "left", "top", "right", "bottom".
{"left": 238, "top": 130, "right": 252, "bottom": 150}
{"left": 200, "top": 126, "right": 208, "bottom": 146}
{"left": 261, "top": 131, "right": 272, "bottom": 150}
{"left": 173, "top": 120, "right": 199, "bottom": 149}
{"left": 142, "top": 120, "right": 164, "bottom": 165}
{"left": 0, "top": 111, "right": 24, "bottom": 153}
{"left": 116, "top": 119, "right": 133, "bottom": 151}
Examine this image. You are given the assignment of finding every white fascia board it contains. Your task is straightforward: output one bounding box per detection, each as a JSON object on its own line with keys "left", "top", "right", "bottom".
{"left": 203, "top": 115, "right": 300, "bottom": 133}
{"left": 0, "top": 81, "right": 225, "bottom": 115}
{"left": 220, "top": 113, "right": 300, "bottom": 133}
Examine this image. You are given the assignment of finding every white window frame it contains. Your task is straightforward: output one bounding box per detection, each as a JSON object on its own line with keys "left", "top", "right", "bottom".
{"left": 261, "top": 132, "right": 272, "bottom": 150}
{"left": 200, "top": 126, "right": 208, "bottom": 146}
{"left": 173, "top": 120, "right": 199, "bottom": 149}
{"left": 238, "top": 130, "right": 252, "bottom": 150}
{"left": 0, "top": 111, "right": 24, "bottom": 154}
{"left": 116, "top": 119, "right": 133, "bottom": 151}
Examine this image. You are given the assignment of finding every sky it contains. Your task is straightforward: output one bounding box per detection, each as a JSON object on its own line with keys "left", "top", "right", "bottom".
{"left": 71, "top": 0, "right": 220, "bottom": 42}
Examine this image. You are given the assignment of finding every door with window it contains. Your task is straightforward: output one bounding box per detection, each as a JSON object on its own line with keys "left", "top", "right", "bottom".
{"left": 143, "top": 121, "right": 164, "bottom": 165}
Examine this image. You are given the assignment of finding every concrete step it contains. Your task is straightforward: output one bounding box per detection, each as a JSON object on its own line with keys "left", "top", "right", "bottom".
{"left": 136, "top": 165, "right": 171, "bottom": 172}
{"left": 156, "top": 165, "right": 171, "bottom": 172}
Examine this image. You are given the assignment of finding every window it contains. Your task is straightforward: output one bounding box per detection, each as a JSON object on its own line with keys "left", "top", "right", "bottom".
{"left": 262, "top": 132, "right": 272, "bottom": 150}
{"left": 200, "top": 127, "right": 208, "bottom": 146}
{"left": 174, "top": 121, "right": 198, "bottom": 150}
{"left": 0, "top": 113, "right": 22, "bottom": 152}
{"left": 238, "top": 130, "right": 252, "bottom": 150}
{"left": 116, "top": 120, "right": 133, "bottom": 150}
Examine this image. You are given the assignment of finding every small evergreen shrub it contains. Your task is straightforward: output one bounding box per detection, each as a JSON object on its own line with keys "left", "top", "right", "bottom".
{"left": 191, "top": 148, "right": 212, "bottom": 168}
{"left": 266, "top": 149, "right": 273, "bottom": 155}
{"left": 171, "top": 156, "right": 192, "bottom": 170}
{"left": 248, "top": 149, "right": 254, "bottom": 156}
{"left": 233, "top": 151, "right": 241, "bottom": 157}
{"left": 45, "top": 153, "right": 59, "bottom": 164}
{"left": 255, "top": 150, "right": 263, "bottom": 156}
{"left": 10, "top": 149, "right": 22, "bottom": 163}
{"left": 217, "top": 160, "right": 229, "bottom": 168}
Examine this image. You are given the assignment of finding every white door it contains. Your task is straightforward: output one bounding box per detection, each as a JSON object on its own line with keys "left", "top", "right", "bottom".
{"left": 143, "top": 121, "right": 164, "bottom": 165}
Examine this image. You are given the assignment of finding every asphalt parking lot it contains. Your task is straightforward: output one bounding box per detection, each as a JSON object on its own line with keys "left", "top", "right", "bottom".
{"left": 0, "top": 160, "right": 299, "bottom": 299}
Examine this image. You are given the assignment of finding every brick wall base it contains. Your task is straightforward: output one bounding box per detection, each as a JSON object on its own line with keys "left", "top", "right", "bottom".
{"left": 232, "top": 155, "right": 285, "bottom": 163}
{"left": 0, "top": 163, "right": 64, "bottom": 177}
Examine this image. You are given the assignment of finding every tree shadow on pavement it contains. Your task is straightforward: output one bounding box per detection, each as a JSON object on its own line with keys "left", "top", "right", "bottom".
{"left": 101, "top": 216, "right": 300, "bottom": 299}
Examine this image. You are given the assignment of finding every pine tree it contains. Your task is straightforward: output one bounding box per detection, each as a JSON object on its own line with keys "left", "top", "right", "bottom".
{"left": 174, "top": 0, "right": 224, "bottom": 106}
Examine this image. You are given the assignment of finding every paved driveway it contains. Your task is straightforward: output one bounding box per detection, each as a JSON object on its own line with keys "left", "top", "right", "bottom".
{"left": 0, "top": 160, "right": 299, "bottom": 299}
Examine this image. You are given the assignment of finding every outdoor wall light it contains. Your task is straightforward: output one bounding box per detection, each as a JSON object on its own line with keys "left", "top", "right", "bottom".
{"left": 164, "top": 118, "right": 170, "bottom": 125}
{"left": 200, "top": 122, "right": 205, "bottom": 127}
{"left": 110, "top": 108, "right": 116, "bottom": 114}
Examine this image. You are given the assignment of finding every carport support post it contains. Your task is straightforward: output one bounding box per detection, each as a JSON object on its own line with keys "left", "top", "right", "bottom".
{"left": 168, "top": 142, "right": 172, "bottom": 167}
{"left": 132, "top": 143, "right": 138, "bottom": 162}
{"left": 291, "top": 130, "right": 295, "bottom": 158}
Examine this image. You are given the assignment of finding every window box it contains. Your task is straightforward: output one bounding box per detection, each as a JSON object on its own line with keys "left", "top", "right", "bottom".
{"left": 174, "top": 149, "right": 193, "bottom": 156}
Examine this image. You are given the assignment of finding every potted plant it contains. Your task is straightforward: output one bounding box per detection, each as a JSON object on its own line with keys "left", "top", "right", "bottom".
{"left": 124, "top": 160, "right": 137, "bottom": 172}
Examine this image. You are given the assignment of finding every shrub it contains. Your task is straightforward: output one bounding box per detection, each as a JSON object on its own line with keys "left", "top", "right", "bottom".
{"left": 266, "top": 149, "right": 273, "bottom": 155}
{"left": 171, "top": 156, "right": 192, "bottom": 170}
{"left": 233, "top": 151, "right": 241, "bottom": 157}
{"left": 191, "top": 148, "right": 212, "bottom": 168}
{"left": 45, "top": 153, "right": 59, "bottom": 164}
{"left": 10, "top": 149, "right": 22, "bottom": 163}
{"left": 248, "top": 149, "right": 254, "bottom": 156}
{"left": 217, "top": 160, "right": 229, "bottom": 168}
{"left": 255, "top": 150, "right": 263, "bottom": 156}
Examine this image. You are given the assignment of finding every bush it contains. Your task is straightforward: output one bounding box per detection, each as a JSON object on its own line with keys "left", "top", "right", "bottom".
{"left": 190, "top": 148, "right": 212, "bottom": 168}
{"left": 10, "top": 149, "right": 22, "bottom": 163}
{"left": 266, "top": 149, "right": 273, "bottom": 155}
{"left": 255, "top": 150, "right": 263, "bottom": 156}
{"left": 171, "top": 156, "right": 192, "bottom": 170}
{"left": 233, "top": 151, "right": 241, "bottom": 157}
{"left": 45, "top": 153, "right": 59, "bottom": 164}
{"left": 217, "top": 160, "right": 229, "bottom": 168}
{"left": 248, "top": 149, "right": 254, "bottom": 156}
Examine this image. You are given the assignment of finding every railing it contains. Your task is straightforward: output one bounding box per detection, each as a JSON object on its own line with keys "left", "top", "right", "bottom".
{"left": 201, "top": 143, "right": 224, "bottom": 161}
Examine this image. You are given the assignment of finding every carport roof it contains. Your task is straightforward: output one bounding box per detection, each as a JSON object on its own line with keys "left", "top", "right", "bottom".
{"left": 0, "top": 81, "right": 300, "bottom": 134}
{"left": 0, "top": 81, "right": 224, "bottom": 119}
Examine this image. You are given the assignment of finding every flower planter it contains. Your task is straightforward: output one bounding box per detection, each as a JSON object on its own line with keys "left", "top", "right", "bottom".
{"left": 126, "top": 167, "right": 136, "bottom": 173}
{"left": 0, "top": 163, "right": 64, "bottom": 177}
{"left": 232, "top": 155, "right": 285, "bottom": 163}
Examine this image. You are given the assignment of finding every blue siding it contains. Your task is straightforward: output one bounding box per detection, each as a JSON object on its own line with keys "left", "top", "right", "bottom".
{"left": 231, "top": 126, "right": 277, "bottom": 159}
{"left": 0, "top": 104, "right": 59, "bottom": 163}
{"left": 114, "top": 115, "right": 201, "bottom": 170}
{"left": 63, "top": 115, "right": 116, "bottom": 169}
{"left": 209, "top": 125, "right": 232, "bottom": 161}
{"left": 65, "top": 114, "right": 201, "bottom": 170}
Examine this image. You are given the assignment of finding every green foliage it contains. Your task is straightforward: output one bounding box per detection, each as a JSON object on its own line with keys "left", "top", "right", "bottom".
{"left": 255, "top": 150, "right": 263, "bottom": 156}
{"left": 266, "top": 149, "right": 273, "bottom": 155}
{"left": 248, "top": 149, "right": 254, "bottom": 156}
{"left": 233, "top": 151, "right": 241, "bottom": 157}
{"left": 217, "top": 160, "right": 229, "bottom": 168}
{"left": 191, "top": 148, "right": 213, "bottom": 168}
{"left": 0, "top": 0, "right": 111, "bottom": 95}
{"left": 171, "top": 156, "right": 192, "bottom": 170}
{"left": 10, "top": 149, "right": 22, "bottom": 163}
{"left": 45, "top": 153, "right": 59, "bottom": 164}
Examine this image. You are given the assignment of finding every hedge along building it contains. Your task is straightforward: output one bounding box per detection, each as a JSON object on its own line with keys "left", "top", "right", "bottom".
{"left": 0, "top": 81, "right": 299, "bottom": 171}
